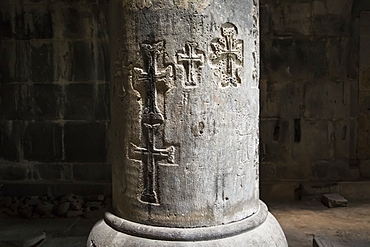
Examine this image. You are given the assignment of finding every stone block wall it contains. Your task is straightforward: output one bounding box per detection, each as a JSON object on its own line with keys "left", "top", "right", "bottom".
{"left": 358, "top": 11, "right": 370, "bottom": 179}
{"left": 0, "top": 0, "right": 110, "bottom": 196}
{"left": 259, "top": 0, "right": 370, "bottom": 201}
{"left": 0, "top": 0, "right": 369, "bottom": 201}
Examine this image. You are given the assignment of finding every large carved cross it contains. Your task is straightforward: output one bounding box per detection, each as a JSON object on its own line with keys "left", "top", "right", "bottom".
{"left": 177, "top": 42, "right": 204, "bottom": 86}
{"left": 132, "top": 41, "right": 175, "bottom": 205}
{"left": 211, "top": 23, "right": 243, "bottom": 87}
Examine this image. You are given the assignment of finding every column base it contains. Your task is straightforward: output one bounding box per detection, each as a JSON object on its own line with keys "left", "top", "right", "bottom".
{"left": 87, "top": 201, "right": 288, "bottom": 247}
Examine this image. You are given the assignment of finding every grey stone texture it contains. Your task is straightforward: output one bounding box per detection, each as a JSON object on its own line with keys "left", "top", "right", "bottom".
{"left": 89, "top": 211, "right": 287, "bottom": 246}
{"left": 0, "top": 0, "right": 369, "bottom": 205}
{"left": 313, "top": 236, "right": 370, "bottom": 247}
{"left": 109, "top": 0, "right": 261, "bottom": 228}
{"left": 89, "top": 0, "right": 287, "bottom": 246}
{"left": 0, "top": 0, "right": 110, "bottom": 196}
{"left": 259, "top": 0, "right": 370, "bottom": 201}
{"left": 321, "top": 193, "right": 348, "bottom": 208}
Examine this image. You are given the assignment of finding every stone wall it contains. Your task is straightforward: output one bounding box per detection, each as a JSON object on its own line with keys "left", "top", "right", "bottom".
{"left": 259, "top": 0, "right": 370, "bottom": 201}
{"left": 1, "top": 0, "right": 370, "bottom": 201}
{"left": 0, "top": 0, "right": 111, "bottom": 196}
{"left": 358, "top": 10, "right": 370, "bottom": 179}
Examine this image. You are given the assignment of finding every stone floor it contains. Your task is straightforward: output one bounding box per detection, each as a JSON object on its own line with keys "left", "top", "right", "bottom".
{"left": 270, "top": 200, "right": 370, "bottom": 247}
{"left": 0, "top": 200, "right": 369, "bottom": 247}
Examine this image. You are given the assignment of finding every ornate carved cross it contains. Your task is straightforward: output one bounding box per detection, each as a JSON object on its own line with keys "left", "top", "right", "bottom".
{"left": 177, "top": 42, "right": 204, "bottom": 86}
{"left": 210, "top": 23, "right": 244, "bottom": 87}
{"left": 132, "top": 41, "right": 176, "bottom": 205}
{"left": 134, "top": 41, "right": 172, "bottom": 125}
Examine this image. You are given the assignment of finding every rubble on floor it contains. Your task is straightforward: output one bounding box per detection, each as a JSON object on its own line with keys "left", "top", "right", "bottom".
{"left": 0, "top": 193, "right": 110, "bottom": 219}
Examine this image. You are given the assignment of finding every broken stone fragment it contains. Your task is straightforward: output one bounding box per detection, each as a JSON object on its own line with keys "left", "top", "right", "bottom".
{"left": 27, "top": 196, "right": 40, "bottom": 206}
{"left": 35, "top": 201, "right": 54, "bottom": 216}
{"left": 70, "top": 199, "right": 84, "bottom": 210}
{"left": 321, "top": 193, "right": 348, "bottom": 208}
{"left": 57, "top": 202, "right": 70, "bottom": 215}
{"left": 61, "top": 193, "right": 77, "bottom": 202}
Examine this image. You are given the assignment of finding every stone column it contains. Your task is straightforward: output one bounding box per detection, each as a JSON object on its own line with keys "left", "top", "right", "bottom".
{"left": 88, "top": 0, "right": 288, "bottom": 246}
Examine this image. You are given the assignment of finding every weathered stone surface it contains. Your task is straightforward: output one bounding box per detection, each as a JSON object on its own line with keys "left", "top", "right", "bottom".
{"left": 0, "top": 122, "right": 21, "bottom": 162}
{"left": 108, "top": 0, "right": 262, "bottom": 228}
{"left": 65, "top": 84, "right": 109, "bottom": 120}
{"left": 312, "top": 160, "right": 350, "bottom": 181}
{"left": 271, "top": 2, "right": 313, "bottom": 36}
{"left": 321, "top": 193, "right": 348, "bottom": 208}
{"left": 258, "top": 0, "right": 360, "bottom": 202}
{"left": 72, "top": 163, "right": 111, "bottom": 182}
{"left": 35, "top": 201, "right": 54, "bottom": 216}
{"left": 70, "top": 199, "right": 84, "bottom": 211}
{"left": 358, "top": 12, "right": 370, "bottom": 165}
{"left": 11, "top": 84, "right": 63, "bottom": 121}
{"left": 0, "top": 0, "right": 110, "bottom": 192}
{"left": 313, "top": 236, "right": 370, "bottom": 247}
{"left": 14, "top": 6, "right": 54, "bottom": 40}
{"left": 31, "top": 42, "right": 54, "bottom": 82}
{"left": 89, "top": 0, "right": 287, "bottom": 246}
{"left": 0, "top": 84, "right": 19, "bottom": 119}
{"left": 0, "top": 161, "right": 30, "bottom": 180}
{"left": 0, "top": 6, "right": 13, "bottom": 38}
{"left": 33, "top": 163, "right": 72, "bottom": 181}
{"left": 61, "top": 7, "right": 94, "bottom": 39}
{"left": 89, "top": 204, "right": 287, "bottom": 246}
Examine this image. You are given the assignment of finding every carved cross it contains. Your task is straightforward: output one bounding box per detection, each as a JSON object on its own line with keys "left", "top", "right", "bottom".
{"left": 131, "top": 124, "right": 175, "bottom": 204}
{"left": 177, "top": 42, "right": 204, "bottom": 86}
{"left": 211, "top": 23, "right": 243, "bottom": 87}
{"left": 131, "top": 41, "right": 176, "bottom": 205}
{"left": 134, "top": 41, "right": 173, "bottom": 125}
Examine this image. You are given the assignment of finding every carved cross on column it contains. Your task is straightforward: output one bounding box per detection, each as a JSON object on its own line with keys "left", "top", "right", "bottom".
{"left": 135, "top": 41, "right": 172, "bottom": 125}
{"left": 177, "top": 42, "right": 204, "bottom": 87}
{"left": 210, "top": 22, "right": 244, "bottom": 87}
{"left": 132, "top": 41, "right": 176, "bottom": 205}
{"left": 131, "top": 124, "right": 175, "bottom": 204}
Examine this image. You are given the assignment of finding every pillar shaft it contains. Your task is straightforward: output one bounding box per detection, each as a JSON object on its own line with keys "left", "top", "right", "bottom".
{"left": 89, "top": 0, "right": 288, "bottom": 245}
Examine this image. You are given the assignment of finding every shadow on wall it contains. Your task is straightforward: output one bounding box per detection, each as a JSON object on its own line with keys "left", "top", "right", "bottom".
{"left": 0, "top": 0, "right": 111, "bottom": 197}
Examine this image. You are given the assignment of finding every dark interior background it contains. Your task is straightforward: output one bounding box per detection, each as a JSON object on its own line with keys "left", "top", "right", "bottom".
{"left": 0, "top": 0, "right": 369, "bottom": 202}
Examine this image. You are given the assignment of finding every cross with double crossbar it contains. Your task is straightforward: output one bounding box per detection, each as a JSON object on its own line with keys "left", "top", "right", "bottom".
{"left": 132, "top": 41, "right": 175, "bottom": 204}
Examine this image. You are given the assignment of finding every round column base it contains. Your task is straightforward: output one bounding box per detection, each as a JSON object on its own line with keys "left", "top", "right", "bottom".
{"left": 87, "top": 201, "right": 288, "bottom": 247}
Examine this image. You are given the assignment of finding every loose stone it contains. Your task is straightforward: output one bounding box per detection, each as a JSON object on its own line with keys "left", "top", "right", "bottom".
{"left": 321, "top": 193, "right": 348, "bottom": 208}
